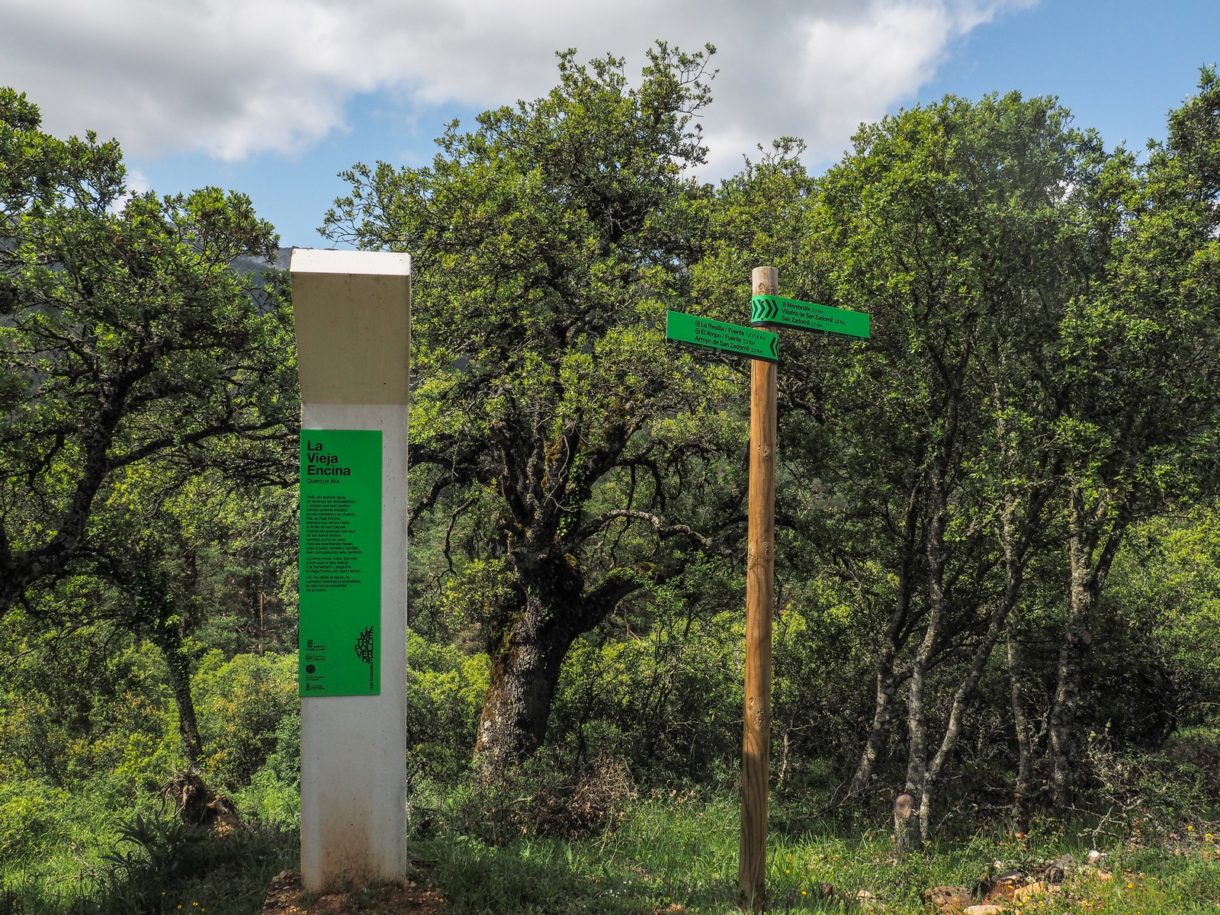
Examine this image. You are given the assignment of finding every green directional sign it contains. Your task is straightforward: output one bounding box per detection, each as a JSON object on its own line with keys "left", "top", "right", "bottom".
{"left": 666, "top": 309, "right": 779, "bottom": 363}
{"left": 751, "top": 295, "right": 870, "bottom": 339}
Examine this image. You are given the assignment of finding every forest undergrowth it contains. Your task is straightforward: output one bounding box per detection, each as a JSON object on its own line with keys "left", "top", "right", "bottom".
{"left": 3, "top": 727, "right": 1218, "bottom": 914}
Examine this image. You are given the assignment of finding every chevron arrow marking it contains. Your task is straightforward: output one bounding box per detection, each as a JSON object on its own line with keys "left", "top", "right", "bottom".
{"left": 750, "top": 294, "right": 869, "bottom": 339}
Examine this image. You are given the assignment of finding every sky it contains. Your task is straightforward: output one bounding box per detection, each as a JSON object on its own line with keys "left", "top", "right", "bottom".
{"left": 2, "top": 0, "right": 1217, "bottom": 248}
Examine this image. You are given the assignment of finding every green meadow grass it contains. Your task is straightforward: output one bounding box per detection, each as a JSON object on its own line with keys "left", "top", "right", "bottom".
{"left": 414, "top": 796, "right": 1220, "bottom": 914}
{"left": 4, "top": 791, "right": 1217, "bottom": 913}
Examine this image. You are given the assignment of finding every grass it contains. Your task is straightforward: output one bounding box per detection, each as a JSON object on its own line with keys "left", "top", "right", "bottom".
{"left": 413, "top": 795, "right": 1220, "bottom": 913}
{"left": 0, "top": 819, "right": 296, "bottom": 915}
{"left": 3, "top": 784, "right": 1218, "bottom": 913}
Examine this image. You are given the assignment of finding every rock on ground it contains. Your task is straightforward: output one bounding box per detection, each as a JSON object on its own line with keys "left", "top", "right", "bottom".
{"left": 924, "top": 885, "right": 973, "bottom": 913}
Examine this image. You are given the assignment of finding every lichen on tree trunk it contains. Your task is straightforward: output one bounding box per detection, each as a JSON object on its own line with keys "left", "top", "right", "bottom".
{"left": 470, "top": 556, "right": 614, "bottom": 777}
{"left": 473, "top": 607, "right": 580, "bottom": 776}
{"left": 848, "top": 480, "right": 920, "bottom": 800}
{"left": 1008, "top": 629, "right": 1035, "bottom": 833}
{"left": 1048, "top": 518, "right": 1097, "bottom": 807}
{"left": 898, "top": 455, "right": 950, "bottom": 853}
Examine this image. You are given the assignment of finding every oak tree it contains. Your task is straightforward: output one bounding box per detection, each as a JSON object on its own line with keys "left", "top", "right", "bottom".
{"left": 325, "top": 45, "right": 743, "bottom": 771}
{"left": 0, "top": 89, "right": 297, "bottom": 757}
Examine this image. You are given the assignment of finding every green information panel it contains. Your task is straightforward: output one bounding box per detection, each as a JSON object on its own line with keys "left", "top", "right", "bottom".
{"left": 666, "top": 309, "right": 779, "bottom": 362}
{"left": 751, "top": 295, "right": 870, "bottom": 339}
{"left": 299, "top": 429, "right": 382, "bottom": 697}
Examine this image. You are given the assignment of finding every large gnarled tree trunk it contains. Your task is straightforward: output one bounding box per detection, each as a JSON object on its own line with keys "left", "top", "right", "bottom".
{"left": 473, "top": 594, "right": 587, "bottom": 774}
{"left": 472, "top": 552, "right": 638, "bottom": 776}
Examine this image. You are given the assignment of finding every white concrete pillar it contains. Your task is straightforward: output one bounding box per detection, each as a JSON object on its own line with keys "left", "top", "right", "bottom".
{"left": 290, "top": 249, "right": 410, "bottom": 892}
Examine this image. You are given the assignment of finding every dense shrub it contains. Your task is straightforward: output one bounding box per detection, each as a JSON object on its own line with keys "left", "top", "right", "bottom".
{"left": 192, "top": 651, "right": 296, "bottom": 790}
{"left": 0, "top": 637, "right": 178, "bottom": 793}
{"left": 438, "top": 750, "right": 637, "bottom": 843}
{"left": 235, "top": 711, "right": 301, "bottom": 828}
{"left": 1108, "top": 508, "right": 1220, "bottom": 730}
{"left": 0, "top": 780, "right": 69, "bottom": 862}
{"left": 549, "top": 608, "right": 742, "bottom": 784}
{"left": 407, "top": 633, "right": 488, "bottom": 783}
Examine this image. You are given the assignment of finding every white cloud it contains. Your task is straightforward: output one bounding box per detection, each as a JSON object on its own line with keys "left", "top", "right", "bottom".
{"left": 0, "top": 0, "right": 1034, "bottom": 170}
{"left": 106, "top": 167, "right": 151, "bottom": 215}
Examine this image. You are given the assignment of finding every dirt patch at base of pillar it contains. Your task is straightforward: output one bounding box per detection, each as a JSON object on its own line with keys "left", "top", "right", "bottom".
{"left": 262, "top": 869, "right": 448, "bottom": 914}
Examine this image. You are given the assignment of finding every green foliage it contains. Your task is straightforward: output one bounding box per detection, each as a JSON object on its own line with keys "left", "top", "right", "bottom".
{"left": 89, "top": 815, "right": 295, "bottom": 915}
{"left": 1108, "top": 504, "right": 1220, "bottom": 725}
{"left": 434, "top": 749, "right": 638, "bottom": 846}
{"left": 96, "top": 813, "right": 196, "bottom": 912}
{"left": 549, "top": 604, "right": 742, "bottom": 782}
{"left": 236, "top": 767, "right": 300, "bottom": 832}
{"left": 328, "top": 44, "right": 744, "bottom": 766}
{"left": 233, "top": 710, "right": 300, "bottom": 829}
{"left": 0, "top": 795, "right": 294, "bottom": 914}
{"left": 261, "top": 709, "right": 301, "bottom": 789}
{"left": 407, "top": 632, "right": 489, "bottom": 782}
{"left": 173, "top": 481, "right": 300, "bottom": 659}
{"left": 2, "top": 48, "right": 1220, "bottom": 915}
{"left": 411, "top": 791, "right": 1220, "bottom": 913}
{"left": 192, "top": 651, "right": 296, "bottom": 790}
{"left": 0, "top": 780, "right": 69, "bottom": 862}
{"left": 771, "top": 586, "right": 880, "bottom": 788}
{"left": 0, "top": 83, "right": 297, "bottom": 623}
{"left": 0, "top": 630, "right": 183, "bottom": 794}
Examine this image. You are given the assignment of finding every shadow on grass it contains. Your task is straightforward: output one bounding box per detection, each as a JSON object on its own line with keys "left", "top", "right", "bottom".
{"left": 0, "top": 822, "right": 297, "bottom": 915}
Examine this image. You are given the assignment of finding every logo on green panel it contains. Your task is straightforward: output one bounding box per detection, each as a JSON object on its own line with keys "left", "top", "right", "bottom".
{"left": 355, "top": 626, "right": 374, "bottom": 665}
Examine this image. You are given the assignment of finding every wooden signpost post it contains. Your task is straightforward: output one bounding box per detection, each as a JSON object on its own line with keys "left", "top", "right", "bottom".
{"left": 741, "top": 266, "right": 778, "bottom": 911}
{"left": 667, "top": 267, "right": 869, "bottom": 911}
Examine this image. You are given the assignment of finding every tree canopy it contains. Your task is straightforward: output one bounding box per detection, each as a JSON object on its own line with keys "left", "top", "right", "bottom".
{"left": 0, "top": 89, "right": 296, "bottom": 615}
{"left": 2, "top": 56, "right": 1220, "bottom": 909}
{"left": 324, "top": 44, "right": 760, "bottom": 770}
{"left": 0, "top": 88, "right": 298, "bottom": 765}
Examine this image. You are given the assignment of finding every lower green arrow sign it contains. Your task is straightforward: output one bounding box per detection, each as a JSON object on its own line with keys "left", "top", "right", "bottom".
{"left": 666, "top": 310, "right": 779, "bottom": 362}
{"left": 751, "top": 295, "right": 870, "bottom": 339}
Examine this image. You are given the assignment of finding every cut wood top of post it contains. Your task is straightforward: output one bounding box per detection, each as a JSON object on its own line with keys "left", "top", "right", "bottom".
{"left": 752, "top": 266, "right": 779, "bottom": 298}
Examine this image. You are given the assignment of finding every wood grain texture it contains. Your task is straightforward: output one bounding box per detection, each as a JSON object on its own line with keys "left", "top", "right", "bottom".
{"left": 739, "top": 266, "right": 778, "bottom": 911}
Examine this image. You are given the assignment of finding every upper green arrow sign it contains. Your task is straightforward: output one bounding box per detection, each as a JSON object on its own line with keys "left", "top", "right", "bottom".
{"left": 666, "top": 309, "right": 779, "bottom": 363}
{"left": 751, "top": 295, "right": 870, "bottom": 339}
